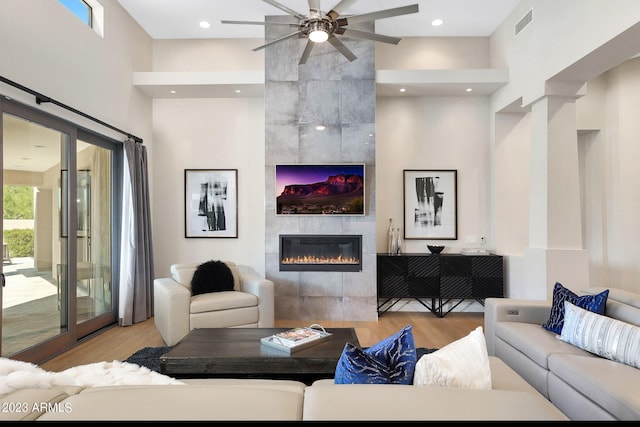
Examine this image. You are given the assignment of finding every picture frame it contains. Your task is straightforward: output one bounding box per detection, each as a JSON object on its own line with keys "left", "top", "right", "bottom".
{"left": 184, "top": 169, "right": 238, "bottom": 238}
{"left": 275, "top": 163, "right": 365, "bottom": 216}
{"left": 403, "top": 169, "right": 457, "bottom": 240}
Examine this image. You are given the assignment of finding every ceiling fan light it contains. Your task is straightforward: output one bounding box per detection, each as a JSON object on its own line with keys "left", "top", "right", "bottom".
{"left": 309, "top": 28, "right": 329, "bottom": 43}
{"left": 309, "top": 21, "right": 329, "bottom": 43}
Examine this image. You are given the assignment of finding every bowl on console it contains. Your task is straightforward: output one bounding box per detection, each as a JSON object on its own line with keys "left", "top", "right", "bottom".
{"left": 427, "top": 245, "right": 445, "bottom": 254}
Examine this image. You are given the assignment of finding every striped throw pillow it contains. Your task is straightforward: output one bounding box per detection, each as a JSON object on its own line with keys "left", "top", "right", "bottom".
{"left": 560, "top": 301, "right": 640, "bottom": 369}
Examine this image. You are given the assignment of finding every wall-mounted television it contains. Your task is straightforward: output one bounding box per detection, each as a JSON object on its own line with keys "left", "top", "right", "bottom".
{"left": 276, "top": 164, "right": 365, "bottom": 215}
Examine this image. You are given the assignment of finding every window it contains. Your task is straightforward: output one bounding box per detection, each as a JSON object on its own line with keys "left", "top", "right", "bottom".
{"left": 58, "top": 0, "right": 104, "bottom": 38}
{"left": 58, "top": 0, "right": 92, "bottom": 26}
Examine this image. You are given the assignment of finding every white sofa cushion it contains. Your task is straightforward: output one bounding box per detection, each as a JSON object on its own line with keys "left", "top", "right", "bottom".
{"left": 38, "top": 385, "right": 304, "bottom": 421}
{"left": 190, "top": 306, "right": 258, "bottom": 329}
{"left": 0, "top": 387, "right": 83, "bottom": 421}
{"left": 495, "top": 321, "right": 591, "bottom": 370}
{"left": 190, "top": 291, "right": 257, "bottom": 314}
{"left": 302, "top": 386, "right": 567, "bottom": 421}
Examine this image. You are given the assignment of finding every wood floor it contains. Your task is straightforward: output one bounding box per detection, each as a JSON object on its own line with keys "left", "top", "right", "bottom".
{"left": 40, "top": 311, "right": 484, "bottom": 372}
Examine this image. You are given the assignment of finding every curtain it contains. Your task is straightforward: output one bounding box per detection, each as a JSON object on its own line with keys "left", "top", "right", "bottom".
{"left": 90, "top": 146, "right": 112, "bottom": 309}
{"left": 118, "top": 139, "right": 154, "bottom": 326}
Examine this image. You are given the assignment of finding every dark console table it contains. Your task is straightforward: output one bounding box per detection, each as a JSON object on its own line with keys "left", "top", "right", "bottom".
{"left": 377, "top": 253, "right": 504, "bottom": 317}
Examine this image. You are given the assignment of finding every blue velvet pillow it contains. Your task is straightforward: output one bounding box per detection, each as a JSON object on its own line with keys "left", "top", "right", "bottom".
{"left": 541, "top": 282, "right": 609, "bottom": 334}
{"left": 334, "top": 325, "right": 417, "bottom": 384}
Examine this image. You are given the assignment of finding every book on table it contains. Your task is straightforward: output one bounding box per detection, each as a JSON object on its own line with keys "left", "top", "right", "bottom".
{"left": 261, "top": 324, "right": 333, "bottom": 353}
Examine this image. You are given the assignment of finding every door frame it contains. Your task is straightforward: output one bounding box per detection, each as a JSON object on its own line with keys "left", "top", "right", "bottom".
{"left": 1, "top": 96, "right": 120, "bottom": 363}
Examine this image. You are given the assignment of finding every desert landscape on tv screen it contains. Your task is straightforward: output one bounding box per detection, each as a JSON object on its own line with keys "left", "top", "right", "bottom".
{"left": 276, "top": 164, "right": 365, "bottom": 215}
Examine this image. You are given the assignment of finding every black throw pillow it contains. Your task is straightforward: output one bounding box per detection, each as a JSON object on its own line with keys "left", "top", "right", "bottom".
{"left": 190, "top": 260, "right": 235, "bottom": 296}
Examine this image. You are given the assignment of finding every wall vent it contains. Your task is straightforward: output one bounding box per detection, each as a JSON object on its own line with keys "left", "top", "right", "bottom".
{"left": 514, "top": 9, "right": 533, "bottom": 36}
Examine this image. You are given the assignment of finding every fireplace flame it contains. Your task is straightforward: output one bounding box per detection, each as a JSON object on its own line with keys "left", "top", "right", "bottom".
{"left": 281, "top": 255, "right": 360, "bottom": 265}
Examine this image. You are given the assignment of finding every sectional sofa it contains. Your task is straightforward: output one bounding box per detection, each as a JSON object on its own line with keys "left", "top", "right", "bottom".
{"left": 0, "top": 357, "right": 566, "bottom": 421}
{"left": 485, "top": 286, "right": 640, "bottom": 421}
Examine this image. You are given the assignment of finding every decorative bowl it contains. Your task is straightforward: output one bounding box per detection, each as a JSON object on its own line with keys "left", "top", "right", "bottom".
{"left": 427, "top": 245, "right": 445, "bottom": 254}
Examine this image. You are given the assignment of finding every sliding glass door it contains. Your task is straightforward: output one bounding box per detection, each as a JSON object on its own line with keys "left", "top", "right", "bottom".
{"left": 74, "top": 133, "right": 118, "bottom": 340}
{"left": 1, "top": 110, "right": 69, "bottom": 359}
{"left": 1, "top": 99, "right": 119, "bottom": 362}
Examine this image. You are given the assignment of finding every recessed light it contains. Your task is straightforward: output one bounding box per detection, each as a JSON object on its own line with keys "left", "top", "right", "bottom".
{"left": 170, "top": 90, "right": 176, "bottom": 94}
{"left": 235, "top": 89, "right": 241, "bottom": 94}
{"left": 315, "top": 125, "right": 326, "bottom": 131}
{"left": 432, "top": 18, "right": 444, "bottom": 26}
{"left": 466, "top": 88, "right": 473, "bottom": 92}
{"left": 199, "top": 21, "right": 211, "bottom": 29}
{"left": 399, "top": 88, "right": 406, "bottom": 93}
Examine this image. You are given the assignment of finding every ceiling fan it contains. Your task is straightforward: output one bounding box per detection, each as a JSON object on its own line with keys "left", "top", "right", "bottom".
{"left": 221, "top": 0, "right": 420, "bottom": 64}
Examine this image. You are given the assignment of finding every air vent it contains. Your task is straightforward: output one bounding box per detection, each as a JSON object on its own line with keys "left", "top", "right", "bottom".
{"left": 514, "top": 9, "right": 533, "bottom": 36}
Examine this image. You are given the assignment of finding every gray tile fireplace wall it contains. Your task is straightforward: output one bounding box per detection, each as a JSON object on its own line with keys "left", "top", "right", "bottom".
{"left": 264, "top": 15, "right": 377, "bottom": 321}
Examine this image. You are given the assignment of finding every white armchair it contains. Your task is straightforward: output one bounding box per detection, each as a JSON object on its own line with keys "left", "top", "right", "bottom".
{"left": 153, "top": 261, "right": 275, "bottom": 346}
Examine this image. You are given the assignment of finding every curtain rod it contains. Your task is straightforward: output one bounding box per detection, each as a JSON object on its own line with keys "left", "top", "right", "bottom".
{"left": 0, "top": 75, "right": 143, "bottom": 144}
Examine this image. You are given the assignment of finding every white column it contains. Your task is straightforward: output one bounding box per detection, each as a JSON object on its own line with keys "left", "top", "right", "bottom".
{"left": 525, "top": 93, "right": 589, "bottom": 298}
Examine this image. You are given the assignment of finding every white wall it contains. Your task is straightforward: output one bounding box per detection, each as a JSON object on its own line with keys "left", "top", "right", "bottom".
{"left": 151, "top": 98, "right": 266, "bottom": 277}
{"left": 593, "top": 59, "right": 640, "bottom": 291}
{"left": 490, "top": 0, "right": 640, "bottom": 297}
{"left": 0, "top": 0, "right": 152, "bottom": 144}
{"left": 491, "top": 0, "right": 640, "bottom": 109}
{"left": 375, "top": 36, "right": 494, "bottom": 256}
{"left": 152, "top": 39, "right": 264, "bottom": 71}
{"left": 376, "top": 96, "right": 491, "bottom": 254}
{"left": 376, "top": 37, "right": 490, "bottom": 70}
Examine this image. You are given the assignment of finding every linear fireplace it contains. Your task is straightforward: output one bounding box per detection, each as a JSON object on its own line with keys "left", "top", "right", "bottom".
{"left": 279, "top": 234, "right": 362, "bottom": 272}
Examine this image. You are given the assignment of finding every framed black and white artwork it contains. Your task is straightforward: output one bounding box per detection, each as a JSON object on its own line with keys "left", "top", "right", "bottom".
{"left": 403, "top": 169, "right": 457, "bottom": 240}
{"left": 184, "top": 169, "right": 238, "bottom": 238}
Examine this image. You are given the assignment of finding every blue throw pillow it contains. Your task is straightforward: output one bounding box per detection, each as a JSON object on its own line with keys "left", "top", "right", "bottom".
{"left": 333, "top": 343, "right": 392, "bottom": 384}
{"left": 541, "top": 282, "right": 609, "bottom": 334}
{"left": 334, "top": 325, "right": 417, "bottom": 384}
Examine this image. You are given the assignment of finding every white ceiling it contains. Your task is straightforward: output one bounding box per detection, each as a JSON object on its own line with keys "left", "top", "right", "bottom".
{"left": 124, "top": 0, "right": 522, "bottom": 99}
{"left": 116, "top": 0, "right": 522, "bottom": 39}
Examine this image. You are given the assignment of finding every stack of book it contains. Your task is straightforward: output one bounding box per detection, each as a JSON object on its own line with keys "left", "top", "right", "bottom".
{"left": 261, "top": 324, "right": 333, "bottom": 353}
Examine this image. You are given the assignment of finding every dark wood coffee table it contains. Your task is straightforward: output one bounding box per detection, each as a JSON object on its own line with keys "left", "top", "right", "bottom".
{"left": 159, "top": 327, "right": 360, "bottom": 385}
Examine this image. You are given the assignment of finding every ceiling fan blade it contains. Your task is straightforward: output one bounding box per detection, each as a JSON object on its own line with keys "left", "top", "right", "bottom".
{"left": 263, "top": 0, "right": 307, "bottom": 20}
{"left": 299, "top": 39, "right": 315, "bottom": 64}
{"left": 339, "top": 4, "right": 419, "bottom": 25}
{"left": 222, "top": 20, "right": 266, "bottom": 26}
{"left": 252, "top": 30, "right": 304, "bottom": 52}
{"left": 327, "top": 0, "right": 359, "bottom": 19}
{"left": 221, "top": 20, "right": 297, "bottom": 27}
{"left": 338, "top": 28, "right": 401, "bottom": 45}
{"left": 308, "top": 0, "right": 321, "bottom": 13}
{"left": 327, "top": 35, "right": 357, "bottom": 62}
